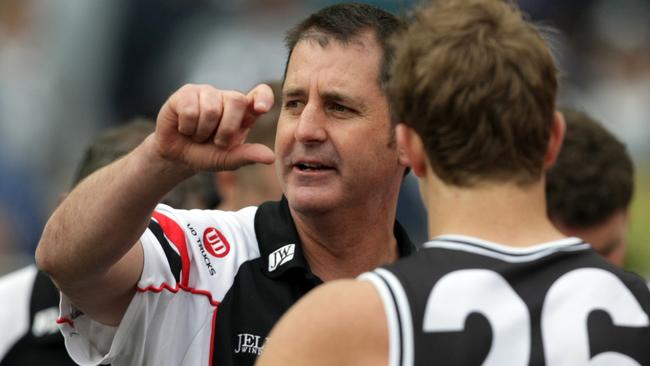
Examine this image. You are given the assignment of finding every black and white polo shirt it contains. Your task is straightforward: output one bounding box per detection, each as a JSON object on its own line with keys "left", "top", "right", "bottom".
{"left": 58, "top": 198, "right": 415, "bottom": 365}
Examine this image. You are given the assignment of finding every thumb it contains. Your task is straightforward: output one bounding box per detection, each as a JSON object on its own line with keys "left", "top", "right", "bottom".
{"left": 224, "top": 143, "right": 275, "bottom": 169}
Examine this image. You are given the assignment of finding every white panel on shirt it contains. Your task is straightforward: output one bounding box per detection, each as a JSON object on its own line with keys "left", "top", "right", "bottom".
{"left": 0, "top": 265, "right": 37, "bottom": 360}
{"left": 59, "top": 204, "right": 261, "bottom": 366}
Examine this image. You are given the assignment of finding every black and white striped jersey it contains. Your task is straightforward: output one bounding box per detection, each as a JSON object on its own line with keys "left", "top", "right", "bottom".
{"left": 57, "top": 198, "right": 415, "bottom": 366}
{"left": 361, "top": 235, "right": 650, "bottom": 366}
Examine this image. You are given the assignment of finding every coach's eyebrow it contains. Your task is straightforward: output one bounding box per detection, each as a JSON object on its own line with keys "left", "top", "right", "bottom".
{"left": 282, "top": 88, "right": 307, "bottom": 99}
{"left": 322, "top": 91, "right": 366, "bottom": 111}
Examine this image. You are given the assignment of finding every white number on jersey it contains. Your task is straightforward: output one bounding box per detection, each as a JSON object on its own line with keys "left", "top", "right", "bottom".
{"left": 422, "top": 268, "right": 649, "bottom": 365}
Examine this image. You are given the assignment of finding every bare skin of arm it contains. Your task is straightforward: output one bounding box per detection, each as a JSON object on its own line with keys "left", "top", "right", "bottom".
{"left": 35, "top": 84, "right": 275, "bottom": 326}
{"left": 257, "top": 280, "right": 389, "bottom": 366}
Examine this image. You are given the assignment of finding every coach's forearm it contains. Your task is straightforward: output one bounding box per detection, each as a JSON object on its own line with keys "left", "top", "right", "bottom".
{"left": 36, "top": 135, "right": 193, "bottom": 287}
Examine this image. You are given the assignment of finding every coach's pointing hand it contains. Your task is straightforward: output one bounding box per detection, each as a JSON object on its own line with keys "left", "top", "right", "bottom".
{"left": 153, "top": 84, "right": 275, "bottom": 172}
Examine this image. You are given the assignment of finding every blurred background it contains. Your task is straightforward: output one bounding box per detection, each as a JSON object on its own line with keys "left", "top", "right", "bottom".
{"left": 0, "top": 0, "right": 648, "bottom": 277}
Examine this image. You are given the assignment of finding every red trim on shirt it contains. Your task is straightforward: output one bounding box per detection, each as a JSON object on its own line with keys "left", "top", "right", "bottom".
{"left": 152, "top": 211, "right": 191, "bottom": 287}
{"left": 209, "top": 307, "right": 218, "bottom": 364}
{"left": 136, "top": 283, "right": 220, "bottom": 366}
{"left": 56, "top": 317, "right": 74, "bottom": 327}
{"left": 136, "top": 283, "right": 221, "bottom": 307}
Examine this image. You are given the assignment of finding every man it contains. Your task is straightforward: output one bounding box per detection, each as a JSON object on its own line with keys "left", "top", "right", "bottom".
{"left": 0, "top": 119, "right": 217, "bottom": 365}
{"left": 257, "top": 1, "right": 650, "bottom": 365}
{"left": 547, "top": 108, "right": 634, "bottom": 267}
{"left": 35, "top": 3, "right": 414, "bottom": 366}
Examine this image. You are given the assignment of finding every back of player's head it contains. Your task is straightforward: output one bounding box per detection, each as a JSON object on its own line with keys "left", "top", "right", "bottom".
{"left": 283, "top": 2, "right": 405, "bottom": 91}
{"left": 389, "top": 0, "right": 558, "bottom": 186}
{"left": 547, "top": 108, "right": 634, "bottom": 228}
{"left": 72, "top": 118, "right": 154, "bottom": 186}
{"left": 72, "top": 118, "right": 219, "bottom": 209}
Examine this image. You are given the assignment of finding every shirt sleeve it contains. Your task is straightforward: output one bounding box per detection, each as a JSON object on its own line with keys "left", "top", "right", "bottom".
{"left": 57, "top": 204, "right": 260, "bottom": 366}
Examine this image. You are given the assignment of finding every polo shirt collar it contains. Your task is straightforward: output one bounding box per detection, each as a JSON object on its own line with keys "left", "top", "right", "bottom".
{"left": 254, "top": 197, "right": 416, "bottom": 280}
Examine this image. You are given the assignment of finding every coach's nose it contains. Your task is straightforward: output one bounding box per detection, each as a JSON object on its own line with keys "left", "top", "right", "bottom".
{"left": 294, "top": 102, "right": 328, "bottom": 144}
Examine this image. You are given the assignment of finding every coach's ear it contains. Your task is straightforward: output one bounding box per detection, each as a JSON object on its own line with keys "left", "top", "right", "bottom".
{"left": 544, "top": 111, "right": 566, "bottom": 168}
{"left": 396, "top": 124, "right": 427, "bottom": 178}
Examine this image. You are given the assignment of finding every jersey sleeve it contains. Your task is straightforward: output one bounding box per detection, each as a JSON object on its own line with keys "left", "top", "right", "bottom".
{"left": 358, "top": 269, "right": 414, "bottom": 366}
{"left": 57, "top": 204, "right": 261, "bottom": 365}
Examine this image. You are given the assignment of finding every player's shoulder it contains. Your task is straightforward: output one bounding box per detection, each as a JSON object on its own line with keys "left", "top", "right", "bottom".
{"left": 261, "top": 280, "right": 387, "bottom": 366}
{"left": 304, "top": 279, "right": 385, "bottom": 321}
{"left": 277, "top": 279, "right": 385, "bottom": 334}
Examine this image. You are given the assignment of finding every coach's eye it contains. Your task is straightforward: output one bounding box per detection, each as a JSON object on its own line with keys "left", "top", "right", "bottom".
{"left": 328, "top": 103, "right": 356, "bottom": 116}
{"left": 334, "top": 103, "right": 347, "bottom": 112}
{"left": 284, "top": 100, "right": 305, "bottom": 115}
{"left": 284, "top": 99, "right": 303, "bottom": 109}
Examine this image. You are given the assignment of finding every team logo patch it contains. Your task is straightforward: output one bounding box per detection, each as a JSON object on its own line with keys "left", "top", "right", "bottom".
{"left": 203, "top": 227, "right": 231, "bottom": 258}
{"left": 268, "top": 244, "right": 295, "bottom": 272}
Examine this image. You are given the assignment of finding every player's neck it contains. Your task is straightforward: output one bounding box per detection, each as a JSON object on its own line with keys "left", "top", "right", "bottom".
{"left": 424, "top": 177, "right": 565, "bottom": 247}
{"left": 290, "top": 201, "right": 400, "bottom": 282}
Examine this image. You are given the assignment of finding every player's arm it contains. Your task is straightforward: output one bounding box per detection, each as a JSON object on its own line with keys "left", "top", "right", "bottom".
{"left": 257, "top": 280, "right": 388, "bottom": 366}
{"left": 35, "top": 84, "right": 275, "bottom": 326}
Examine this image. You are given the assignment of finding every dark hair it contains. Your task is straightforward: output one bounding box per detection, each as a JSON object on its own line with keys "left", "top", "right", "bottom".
{"left": 283, "top": 2, "right": 405, "bottom": 91}
{"left": 546, "top": 108, "right": 634, "bottom": 228}
{"left": 389, "top": 0, "right": 558, "bottom": 186}
{"left": 73, "top": 118, "right": 220, "bottom": 209}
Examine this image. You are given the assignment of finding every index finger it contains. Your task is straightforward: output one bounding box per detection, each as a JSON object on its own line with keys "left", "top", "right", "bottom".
{"left": 247, "top": 83, "right": 275, "bottom": 115}
{"left": 240, "top": 84, "right": 275, "bottom": 129}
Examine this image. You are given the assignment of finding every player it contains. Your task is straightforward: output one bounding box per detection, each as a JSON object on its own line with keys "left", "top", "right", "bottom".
{"left": 547, "top": 108, "right": 635, "bottom": 266}
{"left": 257, "top": 0, "right": 650, "bottom": 364}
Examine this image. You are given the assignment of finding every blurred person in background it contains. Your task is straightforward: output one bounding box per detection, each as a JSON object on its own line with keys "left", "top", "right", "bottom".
{"left": 36, "top": 4, "right": 415, "bottom": 366}
{"left": 547, "top": 108, "right": 635, "bottom": 267}
{"left": 258, "top": 1, "right": 650, "bottom": 364}
{"left": 0, "top": 118, "right": 218, "bottom": 365}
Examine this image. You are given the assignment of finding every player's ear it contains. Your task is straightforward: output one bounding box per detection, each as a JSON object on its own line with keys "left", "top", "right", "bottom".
{"left": 544, "top": 110, "right": 566, "bottom": 169}
{"left": 396, "top": 124, "right": 427, "bottom": 178}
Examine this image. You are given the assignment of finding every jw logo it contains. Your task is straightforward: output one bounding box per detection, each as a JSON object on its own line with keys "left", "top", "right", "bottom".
{"left": 234, "top": 333, "right": 267, "bottom": 355}
{"left": 268, "top": 244, "right": 295, "bottom": 272}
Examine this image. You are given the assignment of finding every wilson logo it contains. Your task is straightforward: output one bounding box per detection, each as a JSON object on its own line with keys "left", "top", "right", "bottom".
{"left": 268, "top": 244, "right": 295, "bottom": 272}
{"left": 203, "top": 227, "right": 231, "bottom": 258}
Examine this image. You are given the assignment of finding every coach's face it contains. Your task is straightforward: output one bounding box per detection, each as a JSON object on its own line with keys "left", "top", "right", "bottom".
{"left": 276, "top": 31, "right": 403, "bottom": 215}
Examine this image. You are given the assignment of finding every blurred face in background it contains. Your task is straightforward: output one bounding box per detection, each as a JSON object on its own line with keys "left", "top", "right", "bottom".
{"left": 553, "top": 209, "right": 629, "bottom": 267}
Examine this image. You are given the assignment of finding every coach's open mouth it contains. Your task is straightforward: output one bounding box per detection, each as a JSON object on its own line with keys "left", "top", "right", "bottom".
{"left": 295, "top": 162, "right": 336, "bottom": 172}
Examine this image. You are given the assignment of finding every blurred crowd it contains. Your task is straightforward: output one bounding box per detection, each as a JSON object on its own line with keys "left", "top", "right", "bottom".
{"left": 0, "top": 0, "right": 648, "bottom": 276}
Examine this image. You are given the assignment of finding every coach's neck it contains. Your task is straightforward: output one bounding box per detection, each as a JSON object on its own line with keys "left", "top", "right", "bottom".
{"left": 290, "top": 201, "right": 400, "bottom": 282}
